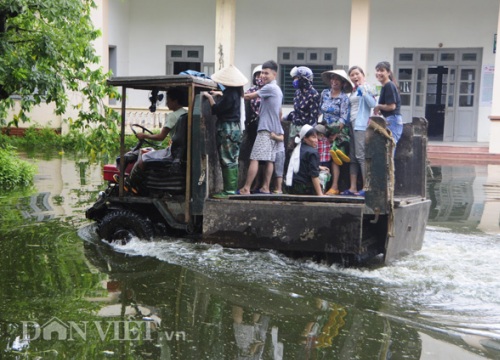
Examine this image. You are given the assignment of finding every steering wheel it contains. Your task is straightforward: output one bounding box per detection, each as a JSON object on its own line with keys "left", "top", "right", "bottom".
{"left": 130, "top": 124, "right": 160, "bottom": 148}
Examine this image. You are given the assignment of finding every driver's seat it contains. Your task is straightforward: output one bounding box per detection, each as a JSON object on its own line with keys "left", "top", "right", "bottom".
{"left": 136, "top": 113, "right": 189, "bottom": 195}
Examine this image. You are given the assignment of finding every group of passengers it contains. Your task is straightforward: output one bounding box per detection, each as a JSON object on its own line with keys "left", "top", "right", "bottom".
{"left": 202, "top": 59, "right": 402, "bottom": 198}
{"left": 126, "top": 60, "right": 400, "bottom": 197}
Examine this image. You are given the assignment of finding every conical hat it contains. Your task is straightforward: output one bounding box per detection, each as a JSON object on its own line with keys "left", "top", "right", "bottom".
{"left": 321, "top": 69, "right": 354, "bottom": 93}
{"left": 211, "top": 65, "right": 248, "bottom": 87}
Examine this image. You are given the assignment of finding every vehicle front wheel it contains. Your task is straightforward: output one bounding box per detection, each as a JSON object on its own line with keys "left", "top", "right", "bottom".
{"left": 97, "top": 209, "right": 154, "bottom": 245}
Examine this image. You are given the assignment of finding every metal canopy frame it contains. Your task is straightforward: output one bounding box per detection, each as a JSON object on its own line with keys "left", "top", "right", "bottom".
{"left": 110, "top": 75, "right": 218, "bottom": 222}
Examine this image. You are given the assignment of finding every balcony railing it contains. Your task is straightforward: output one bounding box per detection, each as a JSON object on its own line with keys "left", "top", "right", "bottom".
{"left": 110, "top": 106, "right": 172, "bottom": 132}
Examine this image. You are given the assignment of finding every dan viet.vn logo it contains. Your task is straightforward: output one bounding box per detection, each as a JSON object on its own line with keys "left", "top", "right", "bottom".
{"left": 18, "top": 317, "right": 186, "bottom": 343}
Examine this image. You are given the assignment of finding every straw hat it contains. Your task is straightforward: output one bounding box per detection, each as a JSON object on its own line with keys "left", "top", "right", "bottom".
{"left": 321, "top": 69, "right": 354, "bottom": 93}
{"left": 211, "top": 65, "right": 248, "bottom": 87}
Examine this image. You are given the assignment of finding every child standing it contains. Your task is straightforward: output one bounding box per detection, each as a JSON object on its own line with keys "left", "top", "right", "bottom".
{"left": 315, "top": 124, "right": 332, "bottom": 192}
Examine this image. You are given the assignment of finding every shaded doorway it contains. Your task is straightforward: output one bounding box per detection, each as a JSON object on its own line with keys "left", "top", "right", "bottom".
{"left": 425, "top": 66, "right": 448, "bottom": 141}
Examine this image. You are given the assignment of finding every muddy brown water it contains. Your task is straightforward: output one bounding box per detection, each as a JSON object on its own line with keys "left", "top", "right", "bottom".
{"left": 1, "top": 154, "right": 499, "bottom": 359}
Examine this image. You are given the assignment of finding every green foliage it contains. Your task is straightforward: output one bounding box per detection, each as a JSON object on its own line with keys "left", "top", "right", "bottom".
{"left": 0, "top": 145, "right": 37, "bottom": 190}
{"left": 1, "top": 126, "right": 140, "bottom": 161}
{"left": 0, "top": 0, "right": 121, "bottom": 159}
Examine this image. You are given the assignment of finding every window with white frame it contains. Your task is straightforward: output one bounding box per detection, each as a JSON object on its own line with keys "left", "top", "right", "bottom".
{"left": 278, "top": 47, "right": 337, "bottom": 104}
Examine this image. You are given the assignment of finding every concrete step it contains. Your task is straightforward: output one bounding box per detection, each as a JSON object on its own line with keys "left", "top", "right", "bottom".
{"left": 427, "top": 144, "right": 500, "bottom": 163}
{"left": 427, "top": 145, "right": 489, "bottom": 154}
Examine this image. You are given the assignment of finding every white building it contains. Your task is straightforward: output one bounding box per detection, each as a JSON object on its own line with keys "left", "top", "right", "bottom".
{"left": 14, "top": 0, "right": 500, "bottom": 152}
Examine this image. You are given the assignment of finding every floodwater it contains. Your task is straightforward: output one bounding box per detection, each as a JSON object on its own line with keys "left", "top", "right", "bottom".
{"left": 1, "top": 154, "right": 500, "bottom": 359}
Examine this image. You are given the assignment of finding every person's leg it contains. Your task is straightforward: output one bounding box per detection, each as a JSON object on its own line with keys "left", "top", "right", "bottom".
{"left": 239, "top": 159, "right": 259, "bottom": 194}
{"left": 386, "top": 115, "right": 403, "bottom": 144}
{"left": 260, "top": 161, "right": 274, "bottom": 193}
{"left": 240, "top": 131, "right": 273, "bottom": 194}
{"left": 332, "top": 163, "right": 340, "bottom": 191}
{"left": 348, "top": 126, "right": 359, "bottom": 193}
{"left": 348, "top": 171, "right": 358, "bottom": 193}
{"left": 354, "top": 130, "right": 366, "bottom": 183}
{"left": 272, "top": 150, "right": 285, "bottom": 193}
{"left": 327, "top": 163, "right": 340, "bottom": 194}
{"left": 213, "top": 122, "right": 241, "bottom": 198}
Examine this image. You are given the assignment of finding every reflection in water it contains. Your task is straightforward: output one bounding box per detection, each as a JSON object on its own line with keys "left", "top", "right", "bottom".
{"left": 79, "top": 236, "right": 424, "bottom": 359}
{"left": 428, "top": 164, "right": 500, "bottom": 234}
{"left": 1, "top": 156, "right": 500, "bottom": 359}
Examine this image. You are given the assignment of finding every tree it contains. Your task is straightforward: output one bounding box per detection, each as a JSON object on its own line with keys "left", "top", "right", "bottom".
{"left": 0, "top": 0, "right": 120, "bottom": 160}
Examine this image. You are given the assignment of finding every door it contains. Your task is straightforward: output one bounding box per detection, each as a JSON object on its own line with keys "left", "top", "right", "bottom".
{"left": 452, "top": 67, "right": 478, "bottom": 141}
{"left": 425, "top": 66, "right": 448, "bottom": 140}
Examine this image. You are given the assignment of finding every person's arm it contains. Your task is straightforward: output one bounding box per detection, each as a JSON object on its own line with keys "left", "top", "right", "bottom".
{"left": 244, "top": 91, "right": 259, "bottom": 100}
{"left": 136, "top": 126, "right": 170, "bottom": 141}
{"left": 339, "top": 96, "right": 349, "bottom": 126}
{"left": 270, "top": 132, "right": 284, "bottom": 142}
{"left": 362, "top": 85, "right": 377, "bottom": 108}
{"left": 311, "top": 177, "right": 323, "bottom": 196}
{"left": 202, "top": 91, "right": 216, "bottom": 107}
{"left": 374, "top": 103, "right": 396, "bottom": 114}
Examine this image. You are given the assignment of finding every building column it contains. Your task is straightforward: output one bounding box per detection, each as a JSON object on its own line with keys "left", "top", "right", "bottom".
{"left": 349, "top": 0, "right": 371, "bottom": 71}
{"left": 92, "top": 0, "right": 109, "bottom": 72}
{"left": 215, "top": 0, "right": 236, "bottom": 70}
{"left": 489, "top": 3, "right": 500, "bottom": 153}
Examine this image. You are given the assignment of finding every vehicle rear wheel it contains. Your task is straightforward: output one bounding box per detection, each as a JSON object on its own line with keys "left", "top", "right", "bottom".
{"left": 97, "top": 209, "right": 154, "bottom": 245}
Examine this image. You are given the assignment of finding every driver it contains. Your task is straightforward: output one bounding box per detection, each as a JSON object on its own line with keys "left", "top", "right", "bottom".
{"left": 136, "top": 86, "right": 187, "bottom": 162}
{"left": 119, "top": 87, "right": 187, "bottom": 193}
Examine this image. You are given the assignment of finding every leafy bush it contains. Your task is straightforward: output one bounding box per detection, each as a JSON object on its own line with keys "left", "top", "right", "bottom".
{"left": 0, "top": 146, "right": 37, "bottom": 190}
{"left": 2, "top": 126, "right": 140, "bottom": 161}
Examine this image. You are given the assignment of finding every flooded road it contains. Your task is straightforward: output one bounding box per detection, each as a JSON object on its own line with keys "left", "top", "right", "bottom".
{"left": 1, "top": 155, "right": 500, "bottom": 359}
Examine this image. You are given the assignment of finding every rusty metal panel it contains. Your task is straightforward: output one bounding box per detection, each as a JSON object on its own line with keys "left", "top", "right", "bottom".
{"left": 384, "top": 199, "right": 431, "bottom": 264}
{"left": 203, "top": 199, "right": 366, "bottom": 255}
{"left": 200, "top": 97, "right": 223, "bottom": 195}
{"left": 394, "top": 117, "right": 428, "bottom": 197}
{"left": 365, "top": 117, "right": 390, "bottom": 215}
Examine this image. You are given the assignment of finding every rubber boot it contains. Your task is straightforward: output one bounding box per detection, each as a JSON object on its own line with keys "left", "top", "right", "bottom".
{"left": 212, "top": 167, "right": 238, "bottom": 199}
{"left": 335, "top": 146, "right": 351, "bottom": 163}
{"left": 330, "top": 144, "right": 350, "bottom": 164}
{"left": 329, "top": 148, "right": 343, "bottom": 166}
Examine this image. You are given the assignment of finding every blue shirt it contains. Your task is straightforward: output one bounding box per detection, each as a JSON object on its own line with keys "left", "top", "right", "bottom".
{"left": 320, "top": 89, "right": 350, "bottom": 125}
{"left": 349, "top": 84, "right": 377, "bottom": 131}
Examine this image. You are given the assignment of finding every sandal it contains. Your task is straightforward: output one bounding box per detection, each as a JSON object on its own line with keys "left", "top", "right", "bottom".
{"left": 340, "top": 190, "right": 356, "bottom": 196}
{"left": 325, "top": 188, "right": 340, "bottom": 195}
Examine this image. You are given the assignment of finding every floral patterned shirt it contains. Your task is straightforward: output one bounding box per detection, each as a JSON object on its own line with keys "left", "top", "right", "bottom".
{"left": 320, "top": 89, "right": 350, "bottom": 125}
{"left": 287, "top": 84, "right": 321, "bottom": 126}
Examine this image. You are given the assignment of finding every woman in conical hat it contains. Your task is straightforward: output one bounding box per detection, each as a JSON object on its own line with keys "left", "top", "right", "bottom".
{"left": 319, "top": 69, "right": 353, "bottom": 195}
{"left": 203, "top": 65, "right": 248, "bottom": 198}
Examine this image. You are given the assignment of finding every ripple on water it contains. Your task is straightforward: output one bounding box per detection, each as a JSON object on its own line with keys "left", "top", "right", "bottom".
{"left": 79, "top": 223, "right": 500, "bottom": 342}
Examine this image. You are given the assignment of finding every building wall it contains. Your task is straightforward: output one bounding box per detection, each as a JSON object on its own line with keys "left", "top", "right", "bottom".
{"left": 108, "top": 0, "right": 130, "bottom": 77}
{"left": 9, "top": 0, "right": 500, "bottom": 143}
{"left": 369, "top": 0, "right": 499, "bottom": 142}
{"left": 234, "top": 0, "right": 352, "bottom": 74}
